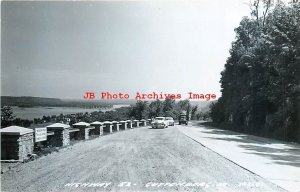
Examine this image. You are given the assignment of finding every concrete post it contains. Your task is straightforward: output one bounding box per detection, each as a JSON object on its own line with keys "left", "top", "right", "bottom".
{"left": 119, "top": 121, "right": 127, "bottom": 130}
{"left": 90, "top": 121, "right": 103, "bottom": 136}
{"left": 126, "top": 120, "right": 132, "bottom": 129}
{"left": 133, "top": 120, "right": 139, "bottom": 128}
{"left": 1, "top": 126, "right": 34, "bottom": 162}
{"left": 112, "top": 121, "right": 120, "bottom": 132}
{"left": 47, "top": 123, "right": 70, "bottom": 147}
{"left": 147, "top": 119, "right": 152, "bottom": 126}
{"left": 73, "top": 122, "right": 91, "bottom": 140}
{"left": 103, "top": 121, "right": 113, "bottom": 134}
{"left": 140, "top": 119, "right": 147, "bottom": 127}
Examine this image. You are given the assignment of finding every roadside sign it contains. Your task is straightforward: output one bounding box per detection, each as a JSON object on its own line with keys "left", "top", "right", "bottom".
{"left": 35, "top": 127, "right": 47, "bottom": 142}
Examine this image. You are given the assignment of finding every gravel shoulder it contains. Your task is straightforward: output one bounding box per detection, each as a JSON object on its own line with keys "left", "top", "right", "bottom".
{"left": 1, "top": 126, "right": 285, "bottom": 192}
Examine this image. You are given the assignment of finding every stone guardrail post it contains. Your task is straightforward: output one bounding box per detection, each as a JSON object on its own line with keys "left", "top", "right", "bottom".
{"left": 72, "top": 122, "right": 91, "bottom": 140}
{"left": 90, "top": 121, "right": 103, "bottom": 136}
{"left": 112, "top": 121, "right": 120, "bottom": 132}
{"left": 133, "top": 120, "right": 139, "bottom": 128}
{"left": 47, "top": 123, "right": 70, "bottom": 147}
{"left": 147, "top": 119, "right": 152, "bottom": 126}
{"left": 140, "top": 119, "right": 147, "bottom": 127}
{"left": 103, "top": 121, "right": 113, "bottom": 134}
{"left": 119, "top": 121, "right": 127, "bottom": 130}
{"left": 0, "top": 126, "right": 34, "bottom": 162}
{"left": 126, "top": 120, "right": 132, "bottom": 129}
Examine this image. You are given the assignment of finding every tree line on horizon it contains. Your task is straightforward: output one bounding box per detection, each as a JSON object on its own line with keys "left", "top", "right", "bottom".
{"left": 129, "top": 98, "right": 208, "bottom": 121}
{"left": 210, "top": 0, "right": 300, "bottom": 142}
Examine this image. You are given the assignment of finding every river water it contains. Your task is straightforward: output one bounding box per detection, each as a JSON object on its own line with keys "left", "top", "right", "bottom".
{"left": 11, "top": 105, "right": 129, "bottom": 120}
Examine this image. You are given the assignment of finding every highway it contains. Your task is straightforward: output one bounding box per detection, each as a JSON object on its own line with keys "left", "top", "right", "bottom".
{"left": 1, "top": 125, "right": 285, "bottom": 192}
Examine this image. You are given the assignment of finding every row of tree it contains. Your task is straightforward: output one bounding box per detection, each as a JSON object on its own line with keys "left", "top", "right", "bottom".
{"left": 129, "top": 99, "right": 202, "bottom": 120}
{"left": 210, "top": 1, "right": 300, "bottom": 142}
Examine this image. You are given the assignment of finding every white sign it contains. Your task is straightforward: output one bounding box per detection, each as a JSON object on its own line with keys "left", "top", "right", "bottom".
{"left": 35, "top": 128, "right": 47, "bottom": 142}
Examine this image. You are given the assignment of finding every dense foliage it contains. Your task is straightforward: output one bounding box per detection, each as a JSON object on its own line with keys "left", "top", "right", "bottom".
{"left": 1, "top": 106, "right": 15, "bottom": 127}
{"left": 210, "top": 1, "right": 300, "bottom": 142}
{"left": 129, "top": 99, "right": 192, "bottom": 120}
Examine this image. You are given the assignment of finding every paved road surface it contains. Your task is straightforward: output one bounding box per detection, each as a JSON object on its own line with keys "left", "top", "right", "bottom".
{"left": 1, "top": 126, "right": 285, "bottom": 192}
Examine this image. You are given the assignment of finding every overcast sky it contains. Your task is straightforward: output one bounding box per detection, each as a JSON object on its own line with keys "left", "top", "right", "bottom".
{"left": 1, "top": 0, "right": 250, "bottom": 99}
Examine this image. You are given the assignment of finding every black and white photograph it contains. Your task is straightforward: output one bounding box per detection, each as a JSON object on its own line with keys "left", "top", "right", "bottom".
{"left": 1, "top": 0, "right": 299, "bottom": 191}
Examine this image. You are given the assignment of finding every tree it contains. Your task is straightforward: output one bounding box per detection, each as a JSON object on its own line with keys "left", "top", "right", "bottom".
{"left": 191, "top": 105, "right": 198, "bottom": 120}
{"left": 178, "top": 99, "right": 190, "bottom": 111}
{"left": 130, "top": 100, "right": 149, "bottom": 120}
{"left": 148, "top": 99, "right": 163, "bottom": 118}
{"left": 210, "top": 1, "right": 300, "bottom": 142}
{"left": 1, "top": 106, "right": 15, "bottom": 128}
{"left": 162, "top": 98, "right": 176, "bottom": 117}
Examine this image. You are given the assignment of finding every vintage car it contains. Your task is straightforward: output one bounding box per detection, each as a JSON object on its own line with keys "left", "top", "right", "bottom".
{"left": 152, "top": 117, "right": 168, "bottom": 129}
{"left": 179, "top": 111, "right": 188, "bottom": 125}
{"left": 165, "top": 117, "right": 175, "bottom": 126}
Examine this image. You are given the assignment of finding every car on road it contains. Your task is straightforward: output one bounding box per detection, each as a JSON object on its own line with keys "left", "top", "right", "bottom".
{"left": 179, "top": 111, "right": 188, "bottom": 125}
{"left": 166, "top": 117, "right": 175, "bottom": 126}
{"left": 152, "top": 117, "right": 168, "bottom": 129}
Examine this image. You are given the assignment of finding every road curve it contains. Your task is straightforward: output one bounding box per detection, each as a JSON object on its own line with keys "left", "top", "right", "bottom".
{"left": 1, "top": 126, "right": 285, "bottom": 192}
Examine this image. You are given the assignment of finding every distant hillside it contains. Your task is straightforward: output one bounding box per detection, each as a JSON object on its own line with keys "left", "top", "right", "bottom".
{"left": 1, "top": 96, "right": 63, "bottom": 107}
{"left": 1, "top": 96, "right": 111, "bottom": 108}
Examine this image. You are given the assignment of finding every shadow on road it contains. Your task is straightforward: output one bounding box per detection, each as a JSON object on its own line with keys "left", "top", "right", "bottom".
{"left": 192, "top": 122, "right": 300, "bottom": 168}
